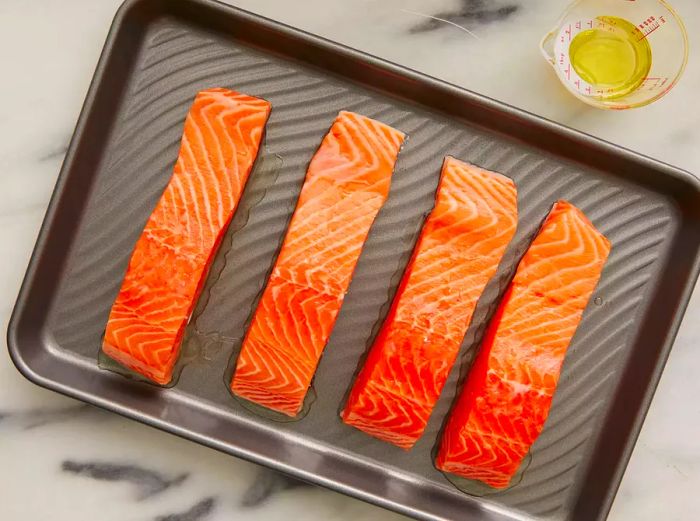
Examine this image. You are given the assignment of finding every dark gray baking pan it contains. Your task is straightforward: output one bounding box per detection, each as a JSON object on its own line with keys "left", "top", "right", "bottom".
{"left": 8, "top": 0, "right": 700, "bottom": 519}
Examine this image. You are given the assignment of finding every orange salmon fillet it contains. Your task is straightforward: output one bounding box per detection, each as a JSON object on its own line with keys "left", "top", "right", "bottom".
{"left": 231, "top": 111, "right": 405, "bottom": 416}
{"left": 436, "top": 200, "right": 611, "bottom": 488}
{"left": 341, "top": 157, "right": 518, "bottom": 449}
{"left": 102, "top": 88, "right": 271, "bottom": 385}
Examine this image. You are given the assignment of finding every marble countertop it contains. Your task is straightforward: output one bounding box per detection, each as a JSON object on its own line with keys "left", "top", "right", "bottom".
{"left": 1, "top": 1, "right": 698, "bottom": 519}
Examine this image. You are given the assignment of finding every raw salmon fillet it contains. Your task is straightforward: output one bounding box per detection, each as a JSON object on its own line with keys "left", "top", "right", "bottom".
{"left": 436, "top": 200, "right": 611, "bottom": 488}
{"left": 102, "top": 88, "right": 271, "bottom": 385}
{"left": 231, "top": 111, "right": 405, "bottom": 416}
{"left": 341, "top": 157, "right": 518, "bottom": 449}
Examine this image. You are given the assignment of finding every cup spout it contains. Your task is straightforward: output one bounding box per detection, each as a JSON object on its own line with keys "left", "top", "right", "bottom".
{"left": 540, "top": 29, "right": 556, "bottom": 65}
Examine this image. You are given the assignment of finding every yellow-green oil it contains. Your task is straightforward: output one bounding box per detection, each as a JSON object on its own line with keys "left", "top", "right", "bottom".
{"left": 569, "top": 16, "right": 652, "bottom": 99}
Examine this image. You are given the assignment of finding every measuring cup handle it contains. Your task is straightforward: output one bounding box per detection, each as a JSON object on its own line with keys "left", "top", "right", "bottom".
{"left": 540, "top": 30, "right": 556, "bottom": 65}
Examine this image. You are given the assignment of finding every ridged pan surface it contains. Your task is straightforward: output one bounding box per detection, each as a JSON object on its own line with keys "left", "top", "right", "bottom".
{"left": 9, "top": 1, "right": 700, "bottom": 521}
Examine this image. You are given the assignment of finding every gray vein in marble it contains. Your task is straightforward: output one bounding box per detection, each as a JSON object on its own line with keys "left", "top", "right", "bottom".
{"left": 0, "top": 404, "right": 103, "bottom": 430}
{"left": 241, "top": 469, "right": 311, "bottom": 507}
{"left": 154, "top": 497, "right": 216, "bottom": 521}
{"left": 39, "top": 140, "right": 69, "bottom": 162}
{"left": 61, "top": 460, "right": 188, "bottom": 500}
{"left": 399, "top": 8, "right": 480, "bottom": 40}
{"left": 409, "top": 0, "right": 520, "bottom": 33}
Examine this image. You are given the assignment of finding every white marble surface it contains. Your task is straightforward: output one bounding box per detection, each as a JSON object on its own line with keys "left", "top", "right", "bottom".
{"left": 1, "top": 0, "right": 698, "bottom": 519}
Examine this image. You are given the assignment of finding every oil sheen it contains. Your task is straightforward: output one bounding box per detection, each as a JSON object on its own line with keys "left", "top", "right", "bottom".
{"left": 569, "top": 16, "right": 652, "bottom": 99}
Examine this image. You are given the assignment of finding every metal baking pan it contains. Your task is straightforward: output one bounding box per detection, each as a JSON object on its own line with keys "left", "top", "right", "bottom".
{"left": 8, "top": 0, "right": 700, "bottom": 519}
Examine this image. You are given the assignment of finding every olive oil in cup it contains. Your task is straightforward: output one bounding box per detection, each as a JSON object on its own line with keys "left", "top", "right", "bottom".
{"left": 569, "top": 16, "right": 652, "bottom": 100}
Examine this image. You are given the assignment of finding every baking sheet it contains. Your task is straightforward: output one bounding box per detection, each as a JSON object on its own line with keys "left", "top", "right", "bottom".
{"left": 8, "top": 1, "right": 700, "bottom": 520}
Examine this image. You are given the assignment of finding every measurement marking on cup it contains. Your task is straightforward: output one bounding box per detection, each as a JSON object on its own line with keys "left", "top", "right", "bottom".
{"left": 637, "top": 15, "right": 666, "bottom": 41}
{"left": 640, "top": 77, "right": 669, "bottom": 91}
{"left": 640, "top": 21, "right": 660, "bottom": 39}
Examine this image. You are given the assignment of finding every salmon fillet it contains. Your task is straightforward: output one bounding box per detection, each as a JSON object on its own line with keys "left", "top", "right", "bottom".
{"left": 341, "top": 157, "right": 518, "bottom": 449}
{"left": 102, "top": 88, "right": 271, "bottom": 385}
{"left": 231, "top": 111, "right": 405, "bottom": 416}
{"left": 435, "top": 200, "right": 611, "bottom": 488}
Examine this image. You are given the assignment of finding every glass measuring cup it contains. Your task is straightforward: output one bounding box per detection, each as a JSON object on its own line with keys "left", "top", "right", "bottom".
{"left": 540, "top": 0, "right": 688, "bottom": 109}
